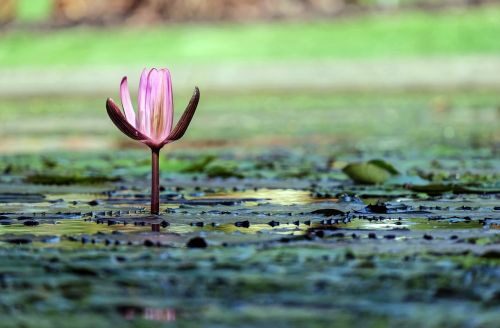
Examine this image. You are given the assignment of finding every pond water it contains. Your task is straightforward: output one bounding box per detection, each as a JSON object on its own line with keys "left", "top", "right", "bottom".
{"left": 0, "top": 149, "right": 498, "bottom": 327}
{"left": 0, "top": 186, "right": 494, "bottom": 250}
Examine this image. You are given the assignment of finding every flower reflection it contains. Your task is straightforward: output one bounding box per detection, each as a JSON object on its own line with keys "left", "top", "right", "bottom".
{"left": 124, "top": 307, "right": 176, "bottom": 322}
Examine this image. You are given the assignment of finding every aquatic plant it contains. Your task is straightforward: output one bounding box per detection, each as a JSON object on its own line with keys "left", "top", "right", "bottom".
{"left": 106, "top": 68, "right": 200, "bottom": 214}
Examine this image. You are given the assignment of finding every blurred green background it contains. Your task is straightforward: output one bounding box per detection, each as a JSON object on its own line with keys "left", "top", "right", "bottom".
{"left": 0, "top": 0, "right": 499, "bottom": 154}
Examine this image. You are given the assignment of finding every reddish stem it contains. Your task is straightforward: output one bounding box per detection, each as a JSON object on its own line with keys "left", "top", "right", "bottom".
{"left": 151, "top": 148, "right": 160, "bottom": 215}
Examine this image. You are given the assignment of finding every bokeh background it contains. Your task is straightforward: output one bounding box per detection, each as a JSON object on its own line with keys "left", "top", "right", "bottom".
{"left": 0, "top": 0, "right": 499, "bottom": 154}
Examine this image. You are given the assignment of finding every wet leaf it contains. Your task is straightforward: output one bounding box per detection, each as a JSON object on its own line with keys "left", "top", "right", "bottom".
{"left": 368, "top": 159, "right": 400, "bottom": 175}
{"left": 342, "top": 162, "right": 392, "bottom": 184}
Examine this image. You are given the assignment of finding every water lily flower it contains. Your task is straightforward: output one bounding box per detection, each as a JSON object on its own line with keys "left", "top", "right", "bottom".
{"left": 106, "top": 68, "right": 200, "bottom": 214}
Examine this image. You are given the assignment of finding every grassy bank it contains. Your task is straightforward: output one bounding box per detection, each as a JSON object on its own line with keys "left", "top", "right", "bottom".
{"left": 1, "top": 6, "right": 500, "bottom": 67}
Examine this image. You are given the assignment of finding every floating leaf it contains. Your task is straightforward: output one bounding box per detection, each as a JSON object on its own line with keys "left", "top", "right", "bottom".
{"left": 368, "top": 159, "right": 400, "bottom": 175}
{"left": 25, "top": 174, "right": 119, "bottom": 185}
{"left": 342, "top": 162, "right": 392, "bottom": 184}
{"left": 453, "top": 185, "right": 500, "bottom": 194}
{"left": 204, "top": 161, "right": 243, "bottom": 178}
{"left": 182, "top": 155, "right": 216, "bottom": 173}
{"left": 408, "top": 183, "right": 454, "bottom": 196}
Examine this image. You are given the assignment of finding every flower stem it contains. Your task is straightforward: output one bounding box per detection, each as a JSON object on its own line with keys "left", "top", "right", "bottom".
{"left": 151, "top": 148, "right": 160, "bottom": 215}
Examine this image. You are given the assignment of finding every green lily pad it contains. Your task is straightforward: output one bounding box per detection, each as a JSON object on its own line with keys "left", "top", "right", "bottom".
{"left": 204, "top": 161, "right": 243, "bottom": 178}
{"left": 25, "top": 174, "right": 119, "bottom": 185}
{"left": 182, "top": 155, "right": 216, "bottom": 173}
{"left": 453, "top": 185, "right": 500, "bottom": 194}
{"left": 343, "top": 160, "right": 398, "bottom": 185}
{"left": 368, "top": 159, "right": 400, "bottom": 175}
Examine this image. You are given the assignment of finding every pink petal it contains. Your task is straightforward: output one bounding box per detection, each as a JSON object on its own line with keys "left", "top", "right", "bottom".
{"left": 161, "top": 68, "right": 174, "bottom": 139}
{"left": 149, "top": 69, "right": 173, "bottom": 142}
{"left": 137, "top": 68, "right": 149, "bottom": 134}
{"left": 145, "top": 68, "right": 159, "bottom": 138}
{"left": 120, "top": 77, "right": 136, "bottom": 127}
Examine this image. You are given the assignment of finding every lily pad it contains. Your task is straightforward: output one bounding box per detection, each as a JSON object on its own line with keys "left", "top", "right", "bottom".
{"left": 342, "top": 161, "right": 396, "bottom": 184}
{"left": 204, "top": 161, "right": 243, "bottom": 178}
{"left": 368, "top": 159, "right": 400, "bottom": 175}
{"left": 25, "top": 174, "right": 119, "bottom": 185}
{"left": 182, "top": 155, "right": 216, "bottom": 173}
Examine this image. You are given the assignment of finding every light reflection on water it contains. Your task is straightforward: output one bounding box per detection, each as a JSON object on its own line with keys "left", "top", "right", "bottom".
{"left": 204, "top": 223, "right": 305, "bottom": 235}
{"left": 0, "top": 188, "right": 485, "bottom": 244}
{"left": 201, "top": 188, "right": 335, "bottom": 206}
{"left": 45, "top": 193, "right": 106, "bottom": 202}
{"left": 163, "top": 217, "right": 483, "bottom": 237}
{"left": 123, "top": 307, "right": 176, "bottom": 322}
{"left": 326, "top": 217, "right": 483, "bottom": 231}
{"left": 0, "top": 219, "right": 150, "bottom": 236}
